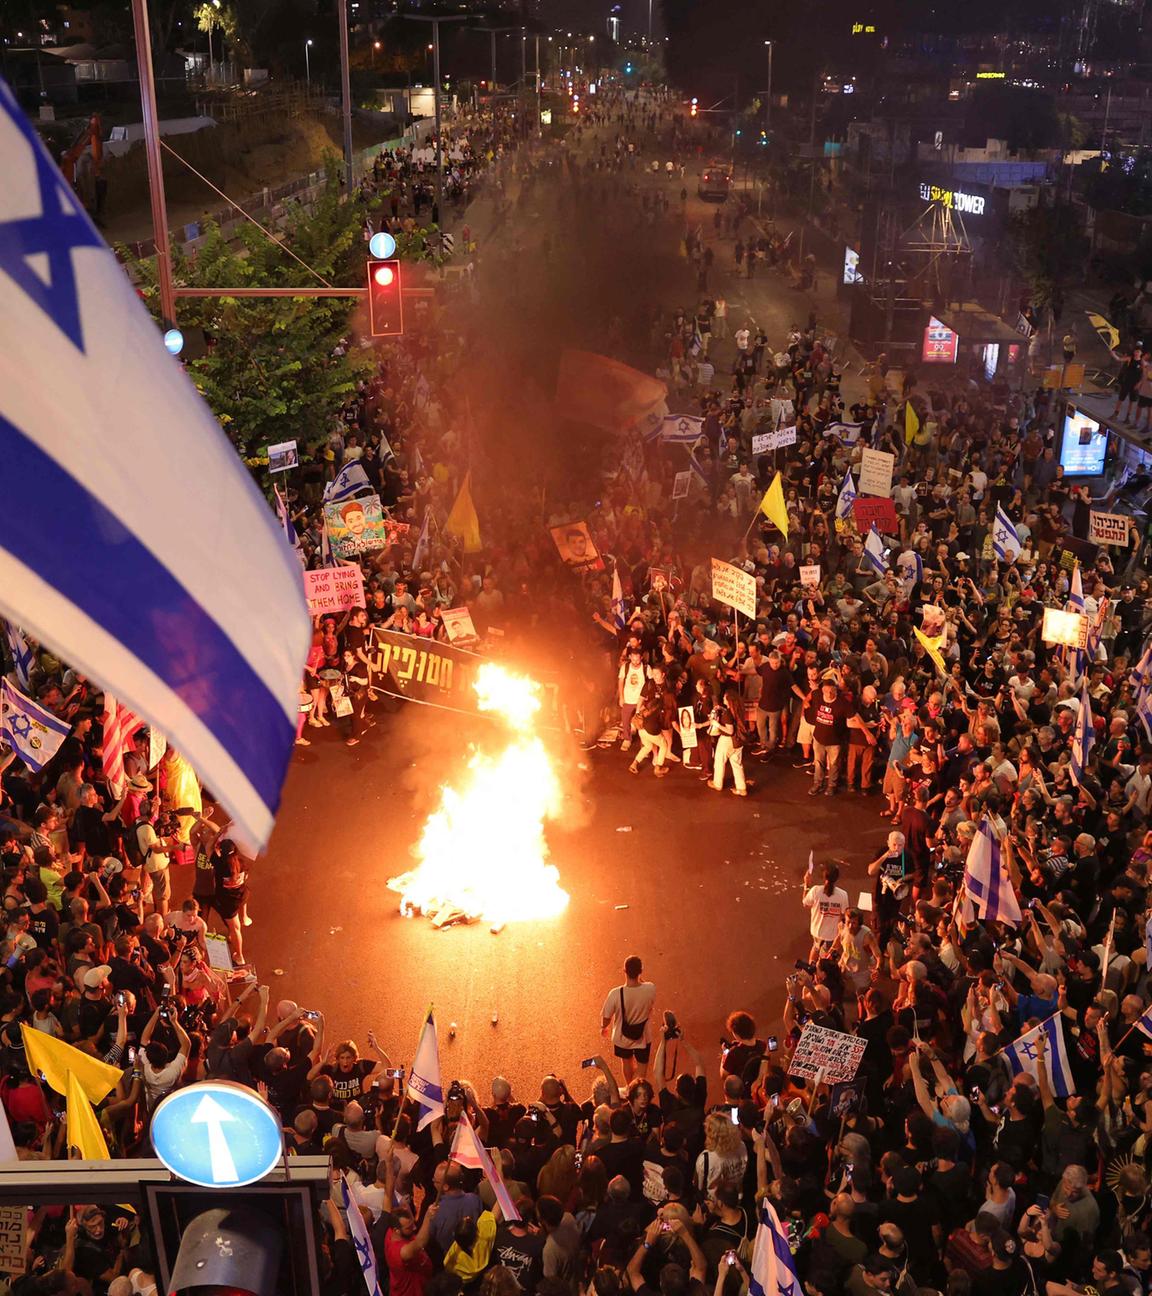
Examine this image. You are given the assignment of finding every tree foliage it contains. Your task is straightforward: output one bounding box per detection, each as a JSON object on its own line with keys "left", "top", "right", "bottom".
{"left": 1007, "top": 201, "right": 1088, "bottom": 310}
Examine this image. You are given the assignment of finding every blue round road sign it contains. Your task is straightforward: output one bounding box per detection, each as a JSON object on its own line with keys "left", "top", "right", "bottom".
{"left": 369, "top": 230, "right": 397, "bottom": 259}
{"left": 151, "top": 1081, "right": 283, "bottom": 1188}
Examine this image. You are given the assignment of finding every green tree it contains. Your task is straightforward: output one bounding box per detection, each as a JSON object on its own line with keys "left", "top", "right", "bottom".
{"left": 1008, "top": 200, "right": 1088, "bottom": 320}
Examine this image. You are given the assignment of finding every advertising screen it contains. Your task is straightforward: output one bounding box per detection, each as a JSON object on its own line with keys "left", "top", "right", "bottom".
{"left": 922, "top": 316, "right": 958, "bottom": 364}
{"left": 1060, "top": 406, "right": 1108, "bottom": 476}
{"left": 843, "top": 246, "right": 863, "bottom": 285}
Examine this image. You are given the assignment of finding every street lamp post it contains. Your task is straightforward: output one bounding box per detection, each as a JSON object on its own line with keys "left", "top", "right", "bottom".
{"left": 764, "top": 40, "right": 773, "bottom": 129}
{"left": 372, "top": 39, "right": 381, "bottom": 67}
{"left": 336, "top": 0, "right": 354, "bottom": 190}
{"left": 304, "top": 38, "right": 312, "bottom": 87}
{"left": 405, "top": 14, "right": 467, "bottom": 227}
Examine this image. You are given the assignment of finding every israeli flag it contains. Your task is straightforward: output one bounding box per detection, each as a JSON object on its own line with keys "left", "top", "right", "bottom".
{"left": 406, "top": 1009, "right": 444, "bottom": 1131}
{"left": 611, "top": 563, "right": 626, "bottom": 629}
{"left": 0, "top": 81, "right": 309, "bottom": 851}
{"left": 992, "top": 504, "right": 1021, "bottom": 562}
{"left": 1069, "top": 685, "right": 1095, "bottom": 787}
{"left": 748, "top": 1197, "right": 803, "bottom": 1296}
{"left": 863, "top": 525, "right": 888, "bottom": 575}
{"left": 1130, "top": 639, "right": 1152, "bottom": 693}
{"left": 273, "top": 485, "right": 301, "bottom": 560}
{"left": 963, "top": 820, "right": 1021, "bottom": 927}
{"left": 323, "top": 461, "right": 372, "bottom": 504}
{"left": 659, "top": 413, "right": 706, "bottom": 445}
{"left": 834, "top": 468, "right": 857, "bottom": 521}
{"left": 4, "top": 623, "right": 34, "bottom": 688}
{"left": 1005, "top": 1013, "right": 1075, "bottom": 1098}
{"left": 451, "top": 1113, "right": 521, "bottom": 1222}
{"left": 1137, "top": 685, "right": 1152, "bottom": 744}
{"left": 412, "top": 507, "right": 432, "bottom": 573}
{"left": 340, "top": 1174, "right": 384, "bottom": 1296}
{"left": 0, "top": 679, "right": 69, "bottom": 771}
{"left": 1135, "top": 1004, "right": 1152, "bottom": 1043}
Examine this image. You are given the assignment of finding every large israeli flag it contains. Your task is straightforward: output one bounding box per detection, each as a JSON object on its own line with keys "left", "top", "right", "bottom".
{"left": 1005, "top": 1013, "right": 1075, "bottom": 1098}
{"left": 0, "top": 679, "right": 69, "bottom": 771}
{"left": 323, "top": 461, "right": 372, "bottom": 503}
{"left": 748, "top": 1197, "right": 803, "bottom": 1296}
{"left": 406, "top": 1009, "right": 444, "bottom": 1131}
{"left": 0, "top": 80, "right": 309, "bottom": 850}
{"left": 992, "top": 504, "right": 1021, "bottom": 562}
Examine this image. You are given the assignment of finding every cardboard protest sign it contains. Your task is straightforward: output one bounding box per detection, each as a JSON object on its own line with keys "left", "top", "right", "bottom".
{"left": 710, "top": 558, "right": 757, "bottom": 619}
{"left": 752, "top": 425, "right": 798, "bottom": 456}
{"left": 550, "top": 520, "right": 604, "bottom": 573}
{"left": 852, "top": 496, "right": 898, "bottom": 534}
{"left": 799, "top": 565, "right": 821, "bottom": 588}
{"left": 323, "top": 495, "right": 407, "bottom": 558}
{"left": 672, "top": 470, "right": 692, "bottom": 500}
{"left": 789, "top": 1023, "right": 868, "bottom": 1083}
{"left": 1089, "top": 511, "right": 1130, "bottom": 547}
{"left": 304, "top": 564, "right": 366, "bottom": 616}
{"left": 677, "top": 705, "right": 698, "bottom": 750}
{"left": 857, "top": 447, "right": 895, "bottom": 498}
{"left": 0, "top": 1207, "right": 27, "bottom": 1271}
{"left": 649, "top": 567, "right": 670, "bottom": 592}
{"left": 441, "top": 607, "right": 479, "bottom": 644}
{"left": 1041, "top": 607, "right": 1087, "bottom": 649}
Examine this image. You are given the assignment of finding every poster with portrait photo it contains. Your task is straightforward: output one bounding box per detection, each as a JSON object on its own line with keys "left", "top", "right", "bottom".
{"left": 550, "top": 520, "right": 604, "bottom": 573}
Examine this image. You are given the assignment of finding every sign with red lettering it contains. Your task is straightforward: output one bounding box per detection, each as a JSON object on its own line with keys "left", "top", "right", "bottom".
{"left": 303, "top": 565, "right": 365, "bottom": 616}
{"left": 852, "top": 496, "right": 898, "bottom": 533}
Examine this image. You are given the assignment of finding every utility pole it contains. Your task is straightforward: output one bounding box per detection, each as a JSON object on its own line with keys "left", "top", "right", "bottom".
{"left": 336, "top": 0, "right": 354, "bottom": 190}
{"left": 535, "top": 34, "right": 542, "bottom": 133}
{"left": 129, "top": 0, "right": 175, "bottom": 328}
{"left": 404, "top": 15, "right": 466, "bottom": 226}
{"left": 763, "top": 40, "right": 773, "bottom": 129}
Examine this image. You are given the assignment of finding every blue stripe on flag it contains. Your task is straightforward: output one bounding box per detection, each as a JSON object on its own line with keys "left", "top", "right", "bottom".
{"left": 0, "top": 410, "right": 291, "bottom": 810}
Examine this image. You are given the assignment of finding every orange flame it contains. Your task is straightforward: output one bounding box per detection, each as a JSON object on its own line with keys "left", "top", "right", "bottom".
{"left": 387, "top": 663, "right": 570, "bottom": 925}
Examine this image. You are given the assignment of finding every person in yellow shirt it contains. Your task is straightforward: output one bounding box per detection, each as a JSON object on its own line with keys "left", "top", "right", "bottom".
{"left": 443, "top": 1209, "right": 497, "bottom": 1284}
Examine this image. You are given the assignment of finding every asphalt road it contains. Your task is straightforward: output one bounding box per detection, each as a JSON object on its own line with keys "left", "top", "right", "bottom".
{"left": 222, "top": 709, "right": 889, "bottom": 1096}
{"left": 191, "top": 106, "right": 890, "bottom": 1096}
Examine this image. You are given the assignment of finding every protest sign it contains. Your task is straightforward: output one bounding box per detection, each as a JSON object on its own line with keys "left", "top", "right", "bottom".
{"left": 1089, "top": 510, "right": 1131, "bottom": 547}
{"left": 266, "top": 440, "right": 299, "bottom": 473}
{"left": 752, "top": 425, "right": 798, "bottom": 456}
{"left": 852, "top": 496, "right": 898, "bottom": 534}
{"left": 323, "top": 495, "right": 407, "bottom": 559}
{"left": 1041, "top": 607, "right": 1088, "bottom": 649}
{"left": 0, "top": 1207, "right": 27, "bottom": 1271}
{"left": 304, "top": 564, "right": 366, "bottom": 616}
{"left": 789, "top": 1023, "right": 868, "bottom": 1083}
{"left": 677, "top": 705, "right": 697, "bottom": 750}
{"left": 799, "top": 565, "right": 821, "bottom": 588}
{"left": 710, "top": 558, "right": 757, "bottom": 619}
{"left": 550, "top": 520, "right": 604, "bottom": 573}
{"left": 857, "top": 447, "right": 895, "bottom": 498}
{"left": 441, "top": 607, "right": 479, "bottom": 644}
{"left": 649, "top": 567, "right": 670, "bottom": 592}
{"left": 672, "top": 470, "right": 692, "bottom": 500}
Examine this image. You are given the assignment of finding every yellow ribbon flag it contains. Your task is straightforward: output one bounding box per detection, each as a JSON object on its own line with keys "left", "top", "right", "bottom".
{"left": 21, "top": 1024, "right": 122, "bottom": 1104}
{"left": 904, "top": 401, "right": 920, "bottom": 446}
{"left": 758, "top": 472, "right": 789, "bottom": 540}
{"left": 444, "top": 471, "right": 482, "bottom": 554}
{"left": 914, "top": 626, "right": 948, "bottom": 675}
{"left": 65, "top": 1069, "right": 110, "bottom": 1160}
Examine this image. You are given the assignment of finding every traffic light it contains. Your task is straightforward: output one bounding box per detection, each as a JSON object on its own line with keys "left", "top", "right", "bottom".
{"left": 170, "top": 1208, "right": 281, "bottom": 1296}
{"left": 367, "top": 258, "right": 403, "bottom": 337}
{"left": 690, "top": 97, "right": 698, "bottom": 118}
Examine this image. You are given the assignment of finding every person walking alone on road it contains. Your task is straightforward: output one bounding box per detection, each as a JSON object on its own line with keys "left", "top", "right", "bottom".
{"left": 601, "top": 955, "right": 657, "bottom": 1082}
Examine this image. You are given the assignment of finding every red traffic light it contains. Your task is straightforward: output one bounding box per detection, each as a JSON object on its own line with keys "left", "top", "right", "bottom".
{"left": 367, "top": 258, "right": 403, "bottom": 337}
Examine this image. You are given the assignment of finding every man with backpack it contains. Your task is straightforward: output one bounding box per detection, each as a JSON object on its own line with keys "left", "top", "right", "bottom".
{"left": 601, "top": 955, "right": 657, "bottom": 1082}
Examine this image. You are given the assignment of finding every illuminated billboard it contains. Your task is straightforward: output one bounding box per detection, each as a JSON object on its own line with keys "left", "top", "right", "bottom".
{"left": 1060, "top": 406, "right": 1108, "bottom": 476}
{"left": 922, "top": 316, "right": 958, "bottom": 364}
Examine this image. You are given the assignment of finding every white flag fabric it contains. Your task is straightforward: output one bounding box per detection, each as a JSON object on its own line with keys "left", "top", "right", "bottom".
{"left": 1070, "top": 684, "right": 1095, "bottom": 787}
{"left": 406, "top": 1010, "right": 444, "bottom": 1131}
{"left": 834, "top": 468, "right": 857, "bottom": 521}
{"left": 0, "top": 83, "right": 310, "bottom": 850}
{"left": 412, "top": 507, "right": 432, "bottom": 573}
{"left": 4, "top": 623, "right": 34, "bottom": 689}
{"left": 1005, "top": 1014, "right": 1075, "bottom": 1098}
{"left": 340, "top": 1173, "right": 384, "bottom": 1296}
{"left": 656, "top": 413, "right": 705, "bottom": 445}
{"left": 963, "top": 820, "right": 1022, "bottom": 927}
{"left": 0, "top": 679, "right": 69, "bottom": 771}
{"left": 863, "top": 526, "right": 888, "bottom": 575}
{"left": 611, "top": 563, "right": 626, "bottom": 629}
{"left": 450, "top": 1113, "right": 522, "bottom": 1221}
{"left": 324, "top": 462, "right": 372, "bottom": 503}
{"left": 992, "top": 505, "right": 1021, "bottom": 562}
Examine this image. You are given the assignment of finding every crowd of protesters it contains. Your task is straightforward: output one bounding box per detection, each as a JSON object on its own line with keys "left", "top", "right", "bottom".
{"left": 5, "top": 82, "right": 1152, "bottom": 1296}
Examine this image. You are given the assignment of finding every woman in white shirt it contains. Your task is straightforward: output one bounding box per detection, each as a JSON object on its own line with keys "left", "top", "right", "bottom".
{"left": 802, "top": 863, "right": 851, "bottom": 961}
{"left": 694, "top": 1111, "right": 748, "bottom": 1195}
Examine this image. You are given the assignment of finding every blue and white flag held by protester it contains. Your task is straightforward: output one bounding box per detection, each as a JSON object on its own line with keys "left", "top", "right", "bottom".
{"left": 963, "top": 820, "right": 1021, "bottom": 927}
{"left": 1137, "top": 686, "right": 1152, "bottom": 744}
{"left": 1066, "top": 564, "right": 1087, "bottom": 683}
{"left": 340, "top": 1174, "right": 384, "bottom": 1296}
{"left": 992, "top": 505, "right": 1021, "bottom": 562}
{"left": 451, "top": 1113, "right": 522, "bottom": 1222}
{"left": 748, "top": 1196, "right": 803, "bottom": 1296}
{"left": 0, "top": 679, "right": 69, "bottom": 771}
{"left": 412, "top": 507, "right": 432, "bottom": 573}
{"left": 323, "top": 461, "right": 372, "bottom": 504}
{"left": 4, "top": 623, "right": 34, "bottom": 688}
{"left": 1134, "top": 1004, "right": 1152, "bottom": 1042}
{"left": 1131, "top": 640, "right": 1152, "bottom": 693}
{"left": 657, "top": 413, "right": 706, "bottom": 445}
{"left": 1069, "top": 685, "right": 1095, "bottom": 787}
{"left": 0, "top": 81, "right": 310, "bottom": 852}
{"left": 863, "top": 525, "right": 888, "bottom": 575}
{"left": 407, "top": 1009, "right": 444, "bottom": 1131}
{"left": 1005, "top": 1014, "right": 1075, "bottom": 1098}
{"left": 611, "top": 563, "right": 627, "bottom": 629}
{"left": 834, "top": 468, "right": 857, "bottom": 521}
{"left": 273, "top": 485, "right": 302, "bottom": 561}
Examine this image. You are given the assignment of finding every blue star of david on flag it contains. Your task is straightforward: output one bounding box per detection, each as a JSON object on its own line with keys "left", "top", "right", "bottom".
{"left": 992, "top": 504, "right": 1020, "bottom": 561}
{"left": 0, "top": 80, "right": 104, "bottom": 353}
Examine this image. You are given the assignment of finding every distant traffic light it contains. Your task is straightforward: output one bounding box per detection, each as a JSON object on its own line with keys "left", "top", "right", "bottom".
{"left": 690, "top": 97, "right": 698, "bottom": 118}
{"left": 367, "top": 258, "right": 403, "bottom": 337}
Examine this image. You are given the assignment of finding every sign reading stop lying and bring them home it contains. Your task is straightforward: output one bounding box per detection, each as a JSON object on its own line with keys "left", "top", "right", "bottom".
{"left": 151, "top": 1080, "right": 284, "bottom": 1188}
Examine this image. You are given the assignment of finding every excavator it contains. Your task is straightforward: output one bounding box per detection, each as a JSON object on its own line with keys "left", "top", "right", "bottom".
{"left": 59, "top": 113, "right": 107, "bottom": 222}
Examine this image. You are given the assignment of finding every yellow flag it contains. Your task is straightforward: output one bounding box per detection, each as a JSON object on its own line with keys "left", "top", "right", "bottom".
{"left": 444, "top": 471, "right": 482, "bottom": 554}
{"left": 65, "top": 1069, "right": 110, "bottom": 1160}
{"left": 21, "top": 1025, "right": 122, "bottom": 1104}
{"left": 758, "top": 472, "right": 789, "bottom": 539}
{"left": 914, "top": 626, "right": 948, "bottom": 675}
{"left": 904, "top": 401, "right": 920, "bottom": 446}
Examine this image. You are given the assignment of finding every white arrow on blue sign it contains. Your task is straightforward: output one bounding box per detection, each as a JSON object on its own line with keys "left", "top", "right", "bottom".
{"left": 150, "top": 1080, "right": 284, "bottom": 1188}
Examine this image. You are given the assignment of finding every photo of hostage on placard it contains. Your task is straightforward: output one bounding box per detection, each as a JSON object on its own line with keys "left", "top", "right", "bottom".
{"left": 324, "top": 494, "right": 390, "bottom": 559}
{"left": 550, "top": 520, "right": 604, "bottom": 573}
